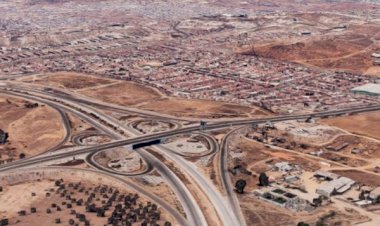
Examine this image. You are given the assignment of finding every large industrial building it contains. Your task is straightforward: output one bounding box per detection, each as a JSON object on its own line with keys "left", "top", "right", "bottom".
{"left": 351, "top": 83, "right": 380, "bottom": 96}
{"left": 315, "top": 175, "right": 355, "bottom": 197}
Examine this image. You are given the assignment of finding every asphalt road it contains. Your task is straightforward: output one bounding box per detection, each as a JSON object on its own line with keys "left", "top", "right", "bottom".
{"left": 1, "top": 83, "right": 380, "bottom": 226}
{"left": 0, "top": 87, "right": 208, "bottom": 226}
{"left": 1, "top": 103, "right": 380, "bottom": 172}
{"left": 219, "top": 126, "right": 247, "bottom": 226}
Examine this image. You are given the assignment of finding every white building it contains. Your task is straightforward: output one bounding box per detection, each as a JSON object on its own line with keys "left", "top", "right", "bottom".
{"left": 351, "top": 84, "right": 380, "bottom": 96}
{"left": 316, "top": 177, "right": 355, "bottom": 197}
{"left": 274, "top": 162, "right": 293, "bottom": 172}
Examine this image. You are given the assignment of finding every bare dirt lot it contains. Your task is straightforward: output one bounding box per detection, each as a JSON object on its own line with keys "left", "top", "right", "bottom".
{"left": 240, "top": 193, "right": 365, "bottom": 226}
{"left": 138, "top": 98, "right": 265, "bottom": 118}
{"left": 0, "top": 179, "right": 172, "bottom": 226}
{"left": 22, "top": 72, "right": 269, "bottom": 119}
{"left": 80, "top": 82, "right": 267, "bottom": 118}
{"left": 0, "top": 95, "right": 65, "bottom": 159}
{"left": 321, "top": 112, "right": 380, "bottom": 140}
{"left": 240, "top": 24, "right": 380, "bottom": 74}
{"left": 321, "top": 134, "right": 380, "bottom": 159}
{"left": 20, "top": 72, "right": 116, "bottom": 90}
{"left": 79, "top": 82, "right": 162, "bottom": 106}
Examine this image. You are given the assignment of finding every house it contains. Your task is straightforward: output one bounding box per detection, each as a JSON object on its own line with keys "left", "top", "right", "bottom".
{"left": 326, "top": 142, "right": 349, "bottom": 152}
{"left": 310, "top": 150, "right": 324, "bottom": 156}
{"left": 285, "top": 175, "right": 299, "bottom": 183}
{"left": 274, "top": 162, "right": 293, "bottom": 172}
{"left": 351, "top": 148, "right": 362, "bottom": 154}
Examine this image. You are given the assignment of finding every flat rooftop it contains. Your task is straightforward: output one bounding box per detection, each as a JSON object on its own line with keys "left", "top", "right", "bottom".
{"left": 351, "top": 83, "right": 380, "bottom": 96}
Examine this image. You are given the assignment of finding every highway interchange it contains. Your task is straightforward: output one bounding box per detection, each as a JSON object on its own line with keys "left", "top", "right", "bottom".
{"left": 1, "top": 81, "right": 380, "bottom": 226}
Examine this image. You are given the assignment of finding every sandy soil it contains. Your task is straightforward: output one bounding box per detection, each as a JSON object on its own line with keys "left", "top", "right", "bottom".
{"left": 1, "top": 168, "right": 181, "bottom": 224}
{"left": 139, "top": 98, "right": 265, "bottom": 118}
{"left": 321, "top": 112, "right": 380, "bottom": 140}
{"left": 0, "top": 180, "right": 52, "bottom": 218}
{"left": 365, "top": 66, "right": 380, "bottom": 77}
{"left": 241, "top": 25, "right": 380, "bottom": 73}
{"left": 227, "top": 135, "right": 303, "bottom": 193}
{"left": 93, "top": 148, "right": 146, "bottom": 174}
{"left": 321, "top": 134, "right": 380, "bottom": 159}
{"left": 20, "top": 72, "right": 269, "bottom": 119}
{"left": 79, "top": 82, "right": 162, "bottom": 106}
{"left": 80, "top": 82, "right": 264, "bottom": 118}
{"left": 274, "top": 121, "right": 343, "bottom": 146}
{"left": 240, "top": 193, "right": 363, "bottom": 226}
{"left": 67, "top": 112, "right": 93, "bottom": 136}
{"left": 0, "top": 179, "right": 172, "bottom": 226}
{"left": 20, "top": 72, "right": 115, "bottom": 90}
{"left": 0, "top": 95, "right": 65, "bottom": 159}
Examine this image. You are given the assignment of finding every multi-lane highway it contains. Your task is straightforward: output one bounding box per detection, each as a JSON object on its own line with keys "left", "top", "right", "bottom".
{"left": 1, "top": 82, "right": 380, "bottom": 226}
{"left": 3, "top": 101, "right": 380, "bottom": 172}
{"left": 219, "top": 126, "right": 247, "bottom": 226}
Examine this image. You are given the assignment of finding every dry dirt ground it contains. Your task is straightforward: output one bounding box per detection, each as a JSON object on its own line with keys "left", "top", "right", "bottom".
{"left": 321, "top": 134, "right": 380, "bottom": 159}
{"left": 0, "top": 179, "right": 172, "bottom": 226}
{"left": 244, "top": 122, "right": 378, "bottom": 167}
{"left": 240, "top": 24, "right": 380, "bottom": 75}
{"left": 21, "top": 72, "right": 116, "bottom": 90}
{"left": 321, "top": 112, "right": 380, "bottom": 140}
{"left": 138, "top": 98, "right": 265, "bottom": 118}
{"left": 20, "top": 72, "right": 269, "bottom": 119}
{"left": 239, "top": 193, "right": 366, "bottom": 226}
{"left": 67, "top": 112, "right": 94, "bottom": 136}
{"left": 226, "top": 135, "right": 371, "bottom": 225}
{"left": 0, "top": 180, "right": 52, "bottom": 218}
{"left": 79, "top": 81, "right": 267, "bottom": 119}
{"left": 228, "top": 136, "right": 321, "bottom": 192}
{"left": 0, "top": 95, "right": 65, "bottom": 159}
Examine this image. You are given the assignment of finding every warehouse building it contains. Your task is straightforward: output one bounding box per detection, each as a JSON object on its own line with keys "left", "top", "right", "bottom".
{"left": 316, "top": 177, "right": 355, "bottom": 197}
{"left": 371, "top": 53, "right": 380, "bottom": 58}
{"left": 314, "top": 171, "right": 339, "bottom": 181}
{"left": 351, "top": 83, "right": 380, "bottom": 96}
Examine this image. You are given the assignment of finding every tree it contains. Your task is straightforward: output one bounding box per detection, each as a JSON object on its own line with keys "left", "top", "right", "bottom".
{"left": 235, "top": 180, "right": 247, "bottom": 194}
{"left": 359, "top": 191, "right": 365, "bottom": 200}
{"left": 259, "top": 173, "right": 269, "bottom": 186}
{"left": 297, "top": 222, "right": 310, "bottom": 226}
{"left": 312, "top": 196, "right": 323, "bottom": 207}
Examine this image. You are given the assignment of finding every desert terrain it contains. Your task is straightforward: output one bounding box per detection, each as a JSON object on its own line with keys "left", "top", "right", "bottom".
{"left": 322, "top": 112, "right": 380, "bottom": 139}
{"left": 0, "top": 0, "right": 380, "bottom": 226}
{"left": 239, "top": 18, "right": 380, "bottom": 75}
{"left": 0, "top": 95, "right": 65, "bottom": 159}
{"left": 20, "top": 72, "right": 268, "bottom": 119}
